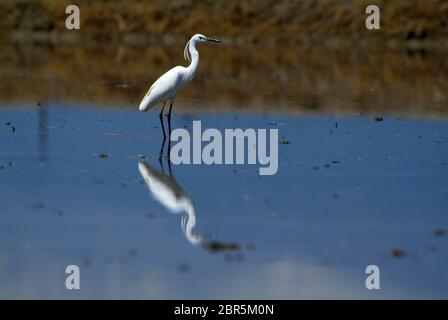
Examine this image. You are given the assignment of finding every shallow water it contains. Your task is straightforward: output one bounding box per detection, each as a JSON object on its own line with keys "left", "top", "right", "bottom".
{"left": 1, "top": 104, "right": 447, "bottom": 299}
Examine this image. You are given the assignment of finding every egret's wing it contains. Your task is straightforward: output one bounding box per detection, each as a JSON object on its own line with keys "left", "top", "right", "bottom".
{"left": 144, "top": 82, "right": 156, "bottom": 99}
{"left": 138, "top": 67, "right": 185, "bottom": 111}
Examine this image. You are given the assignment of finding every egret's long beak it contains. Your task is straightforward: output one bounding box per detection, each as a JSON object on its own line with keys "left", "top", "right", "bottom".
{"left": 206, "top": 37, "right": 220, "bottom": 43}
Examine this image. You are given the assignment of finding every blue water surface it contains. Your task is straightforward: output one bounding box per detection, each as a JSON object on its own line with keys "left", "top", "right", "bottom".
{"left": 0, "top": 104, "right": 447, "bottom": 298}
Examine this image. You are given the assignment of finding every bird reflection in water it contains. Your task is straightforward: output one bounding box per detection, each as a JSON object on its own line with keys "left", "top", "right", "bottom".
{"left": 138, "top": 160, "right": 243, "bottom": 255}
{"left": 138, "top": 160, "right": 203, "bottom": 245}
{"left": 138, "top": 123, "right": 243, "bottom": 254}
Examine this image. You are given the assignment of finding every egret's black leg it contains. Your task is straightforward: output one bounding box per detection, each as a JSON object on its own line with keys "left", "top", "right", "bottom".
{"left": 167, "top": 101, "right": 173, "bottom": 124}
{"left": 159, "top": 101, "right": 167, "bottom": 141}
{"left": 159, "top": 101, "right": 167, "bottom": 160}
{"left": 167, "top": 102, "right": 173, "bottom": 160}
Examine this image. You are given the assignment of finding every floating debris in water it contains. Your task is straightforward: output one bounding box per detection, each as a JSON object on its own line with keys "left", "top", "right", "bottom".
{"left": 433, "top": 228, "right": 446, "bottom": 237}
{"left": 331, "top": 160, "right": 340, "bottom": 164}
{"left": 311, "top": 166, "right": 320, "bottom": 171}
{"left": 11, "top": 126, "right": 16, "bottom": 132}
{"left": 279, "top": 140, "right": 290, "bottom": 144}
{"left": 27, "top": 202, "right": 46, "bottom": 210}
{"left": 246, "top": 243, "right": 256, "bottom": 251}
{"left": 83, "top": 258, "right": 93, "bottom": 268}
{"left": 204, "top": 241, "right": 239, "bottom": 253}
{"left": 129, "top": 248, "right": 138, "bottom": 257}
{"left": 374, "top": 117, "right": 383, "bottom": 122}
{"left": 178, "top": 263, "right": 191, "bottom": 273}
{"left": 146, "top": 212, "right": 159, "bottom": 219}
{"left": 5, "top": 122, "right": 11, "bottom": 126}
{"left": 51, "top": 208, "right": 64, "bottom": 217}
{"left": 391, "top": 248, "right": 406, "bottom": 258}
{"left": 98, "top": 153, "right": 109, "bottom": 158}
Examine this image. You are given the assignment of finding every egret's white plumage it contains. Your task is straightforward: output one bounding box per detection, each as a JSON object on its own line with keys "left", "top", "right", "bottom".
{"left": 138, "top": 34, "right": 220, "bottom": 112}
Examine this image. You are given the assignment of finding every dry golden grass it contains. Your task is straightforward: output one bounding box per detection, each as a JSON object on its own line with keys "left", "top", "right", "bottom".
{"left": 0, "top": 0, "right": 447, "bottom": 44}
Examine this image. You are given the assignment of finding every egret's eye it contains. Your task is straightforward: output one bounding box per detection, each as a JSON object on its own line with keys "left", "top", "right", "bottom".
{"left": 200, "top": 37, "right": 205, "bottom": 40}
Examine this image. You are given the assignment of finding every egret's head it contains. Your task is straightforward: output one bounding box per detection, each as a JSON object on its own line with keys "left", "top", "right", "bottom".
{"left": 191, "top": 34, "right": 220, "bottom": 44}
{"left": 184, "top": 34, "right": 220, "bottom": 62}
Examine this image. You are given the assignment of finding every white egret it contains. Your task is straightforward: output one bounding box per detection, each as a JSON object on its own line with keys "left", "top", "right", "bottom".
{"left": 138, "top": 161, "right": 203, "bottom": 245}
{"left": 138, "top": 34, "right": 220, "bottom": 138}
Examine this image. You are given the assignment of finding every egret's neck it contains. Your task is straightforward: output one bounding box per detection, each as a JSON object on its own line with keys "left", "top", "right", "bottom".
{"left": 187, "top": 41, "right": 199, "bottom": 80}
